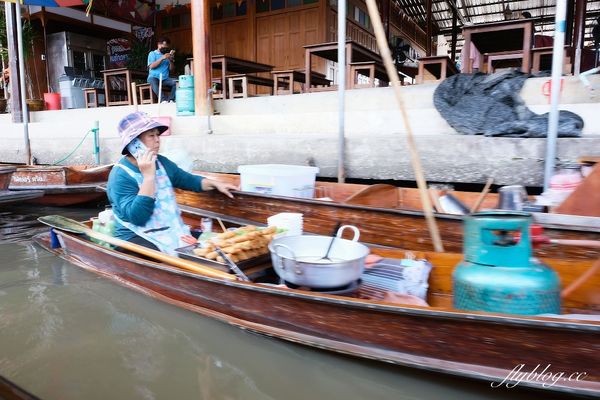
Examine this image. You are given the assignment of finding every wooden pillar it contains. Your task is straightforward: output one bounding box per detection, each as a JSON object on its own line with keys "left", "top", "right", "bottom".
{"left": 572, "top": 0, "right": 587, "bottom": 75}
{"left": 5, "top": 3, "right": 22, "bottom": 123}
{"left": 565, "top": 0, "right": 575, "bottom": 46}
{"left": 382, "top": 0, "right": 390, "bottom": 41}
{"left": 450, "top": 6, "right": 457, "bottom": 62}
{"left": 191, "top": 0, "right": 211, "bottom": 115}
{"left": 426, "top": 0, "right": 433, "bottom": 56}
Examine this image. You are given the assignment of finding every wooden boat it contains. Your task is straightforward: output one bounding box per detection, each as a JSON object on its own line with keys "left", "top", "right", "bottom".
{"left": 34, "top": 210, "right": 600, "bottom": 397}
{"left": 5, "top": 164, "right": 112, "bottom": 206}
{"left": 174, "top": 171, "right": 600, "bottom": 261}
{"left": 0, "top": 166, "right": 45, "bottom": 206}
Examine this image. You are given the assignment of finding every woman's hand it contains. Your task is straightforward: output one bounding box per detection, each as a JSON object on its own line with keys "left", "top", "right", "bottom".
{"left": 137, "top": 151, "right": 157, "bottom": 178}
{"left": 180, "top": 234, "right": 197, "bottom": 245}
{"left": 201, "top": 178, "right": 239, "bottom": 199}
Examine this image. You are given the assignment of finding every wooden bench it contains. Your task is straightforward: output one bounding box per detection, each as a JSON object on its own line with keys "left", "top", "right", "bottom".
{"left": 227, "top": 74, "right": 274, "bottom": 99}
{"left": 350, "top": 62, "right": 376, "bottom": 88}
{"left": 532, "top": 46, "right": 571, "bottom": 74}
{"left": 349, "top": 62, "right": 390, "bottom": 89}
{"left": 485, "top": 51, "right": 524, "bottom": 73}
{"left": 416, "top": 56, "right": 458, "bottom": 84}
{"left": 271, "top": 70, "right": 331, "bottom": 95}
{"left": 83, "top": 88, "right": 105, "bottom": 108}
{"left": 137, "top": 81, "right": 178, "bottom": 104}
{"left": 137, "top": 83, "right": 154, "bottom": 104}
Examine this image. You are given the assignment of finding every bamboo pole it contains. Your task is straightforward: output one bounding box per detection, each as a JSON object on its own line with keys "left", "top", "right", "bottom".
{"left": 337, "top": 0, "right": 346, "bottom": 183}
{"left": 364, "top": 0, "right": 444, "bottom": 252}
{"left": 561, "top": 258, "right": 600, "bottom": 299}
{"left": 471, "top": 177, "right": 494, "bottom": 213}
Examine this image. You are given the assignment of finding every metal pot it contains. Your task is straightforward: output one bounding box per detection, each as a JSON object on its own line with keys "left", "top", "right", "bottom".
{"left": 268, "top": 225, "right": 369, "bottom": 288}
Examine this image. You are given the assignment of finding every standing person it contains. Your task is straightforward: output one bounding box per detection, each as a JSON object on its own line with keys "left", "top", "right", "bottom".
{"left": 107, "top": 111, "right": 239, "bottom": 256}
{"left": 147, "top": 36, "right": 177, "bottom": 102}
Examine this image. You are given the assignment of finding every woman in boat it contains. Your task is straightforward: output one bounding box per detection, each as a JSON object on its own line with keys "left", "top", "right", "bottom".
{"left": 107, "top": 111, "right": 238, "bottom": 256}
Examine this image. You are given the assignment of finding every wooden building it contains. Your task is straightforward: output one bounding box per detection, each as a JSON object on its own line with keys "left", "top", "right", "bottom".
{"left": 156, "top": 0, "right": 426, "bottom": 77}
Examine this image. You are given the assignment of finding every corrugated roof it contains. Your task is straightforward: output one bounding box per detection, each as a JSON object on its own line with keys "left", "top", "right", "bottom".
{"left": 394, "top": 0, "right": 600, "bottom": 55}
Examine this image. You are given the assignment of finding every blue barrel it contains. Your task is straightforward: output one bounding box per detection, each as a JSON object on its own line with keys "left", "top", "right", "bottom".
{"left": 176, "top": 75, "right": 195, "bottom": 116}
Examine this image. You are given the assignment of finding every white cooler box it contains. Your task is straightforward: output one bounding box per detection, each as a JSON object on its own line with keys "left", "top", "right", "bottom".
{"left": 238, "top": 164, "right": 319, "bottom": 198}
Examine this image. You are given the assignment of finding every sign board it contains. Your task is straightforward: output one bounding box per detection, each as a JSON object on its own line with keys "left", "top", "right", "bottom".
{"left": 107, "top": 38, "right": 130, "bottom": 68}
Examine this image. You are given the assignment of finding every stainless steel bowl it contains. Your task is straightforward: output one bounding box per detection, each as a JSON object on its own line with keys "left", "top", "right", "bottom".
{"left": 268, "top": 225, "right": 369, "bottom": 288}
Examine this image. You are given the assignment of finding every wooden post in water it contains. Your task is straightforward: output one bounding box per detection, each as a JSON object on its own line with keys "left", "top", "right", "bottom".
{"left": 364, "top": 0, "right": 444, "bottom": 253}
{"left": 191, "top": 0, "right": 212, "bottom": 115}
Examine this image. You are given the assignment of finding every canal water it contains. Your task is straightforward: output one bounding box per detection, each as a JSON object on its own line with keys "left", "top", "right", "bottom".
{"left": 0, "top": 205, "right": 568, "bottom": 400}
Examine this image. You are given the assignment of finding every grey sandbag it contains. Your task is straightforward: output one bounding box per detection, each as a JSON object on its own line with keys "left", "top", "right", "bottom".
{"left": 433, "top": 70, "right": 584, "bottom": 138}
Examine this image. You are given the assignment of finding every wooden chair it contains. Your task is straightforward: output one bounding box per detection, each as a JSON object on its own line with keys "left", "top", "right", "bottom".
{"left": 83, "top": 88, "right": 105, "bottom": 108}
{"left": 138, "top": 81, "right": 178, "bottom": 104}
{"left": 349, "top": 62, "right": 376, "bottom": 89}
{"left": 532, "top": 46, "right": 571, "bottom": 74}
{"left": 416, "top": 56, "right": 458, "bottom": 84}
{"left": 486, "top": 51, "right": 525, "bottom": 73}
{"left": 272, "top": 70, "right": 300, "bottom": 95}
{"left": 138, "top": 83, "right": 154, "bottom": 104}
{"left": 227, "top": 74, "right": 274, "bottom": 99}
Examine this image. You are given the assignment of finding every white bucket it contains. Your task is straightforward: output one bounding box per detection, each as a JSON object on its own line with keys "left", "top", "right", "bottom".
{"left": 267, "top": 213, "right": 303, "bottom": 236}
{"left": 238, "top": 164, "right": 319, "bottom": 198}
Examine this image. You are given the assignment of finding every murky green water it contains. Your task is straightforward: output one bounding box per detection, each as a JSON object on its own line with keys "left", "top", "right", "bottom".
{"left": 0, "top": 205, "right": 568, "bottom": 399}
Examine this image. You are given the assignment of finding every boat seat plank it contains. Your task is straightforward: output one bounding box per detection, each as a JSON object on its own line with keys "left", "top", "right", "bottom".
{"left": 343, "top": 184, "right": 400, "bottom": 208}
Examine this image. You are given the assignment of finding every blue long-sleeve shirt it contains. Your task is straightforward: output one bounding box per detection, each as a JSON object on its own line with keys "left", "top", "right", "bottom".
{"left": 107, "top": 155, "right": 203, "bottom": 241}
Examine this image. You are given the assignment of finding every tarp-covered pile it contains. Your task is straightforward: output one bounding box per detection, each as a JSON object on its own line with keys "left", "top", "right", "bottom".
{"left": 433, "top": 70, "right": 584, "bottom": 138}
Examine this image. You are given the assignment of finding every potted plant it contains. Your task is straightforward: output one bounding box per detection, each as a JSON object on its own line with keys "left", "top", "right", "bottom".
{"left": 0, "top": 4, "right": 44, "bottom": 112}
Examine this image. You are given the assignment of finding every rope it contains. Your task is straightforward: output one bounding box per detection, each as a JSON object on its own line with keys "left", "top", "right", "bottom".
{"left": 51, "top": 129, "right": 93, "bottom": 166}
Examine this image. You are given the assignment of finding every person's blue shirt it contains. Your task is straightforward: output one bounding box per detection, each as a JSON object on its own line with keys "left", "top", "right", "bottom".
{"left": 107, "top": 155, "right": 204, "bottom": 241}
{"left": 147, "top": 50, "right": 170, "bottom": 80}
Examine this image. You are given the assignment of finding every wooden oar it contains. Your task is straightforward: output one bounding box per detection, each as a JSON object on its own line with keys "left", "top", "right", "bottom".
{"left": 38, "top": 215, "right": 236, "bottom": 281}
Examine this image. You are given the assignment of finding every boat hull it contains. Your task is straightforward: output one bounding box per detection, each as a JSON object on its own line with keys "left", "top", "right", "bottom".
{"left": 0, "top": 166, "right": 16, "bottom": 190}
{"left": 176, "top": 189, "right": 600, "bottom": 261}
{"left": 34, "top": 231, "right": 600, "bottom": 396}
{"left": 6, "top": 164, "right": 111, "bottom": 206}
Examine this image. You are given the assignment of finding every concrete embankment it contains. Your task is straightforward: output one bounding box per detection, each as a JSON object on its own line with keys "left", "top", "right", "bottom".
{"left": 1, "top": 75, "right": 598, "bottom": 186}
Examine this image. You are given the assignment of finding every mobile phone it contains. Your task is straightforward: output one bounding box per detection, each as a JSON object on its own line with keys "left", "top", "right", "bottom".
{"left": 126, "top": 138, "right": 148, "bottom": 160}
{"left": 170, "top": 49, "right": 175, "bottom": 56}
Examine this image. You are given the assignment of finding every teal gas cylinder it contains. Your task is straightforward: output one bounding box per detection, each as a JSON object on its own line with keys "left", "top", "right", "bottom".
{"left": 453, "top": 211, "right": 560, "bottom": 315}
{"left": 176, "top": 75, "right": 195, "bottom": 116}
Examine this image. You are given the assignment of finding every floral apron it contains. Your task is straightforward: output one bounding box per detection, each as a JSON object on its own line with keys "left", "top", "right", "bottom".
{"left": 113, "top": 158, "right": 190, "bottom": 256}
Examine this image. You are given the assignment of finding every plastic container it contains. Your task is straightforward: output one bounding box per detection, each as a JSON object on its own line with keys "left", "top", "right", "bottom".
{"left": 238, "top": 164, "right": 319, "bottom": 198}
{"left": 59, "top": 75, "right": 85, "bottom": 109}
{"left": 176, "top": 74, "right": 194, "bottom": 116}
{"left": 267, "top": 213, "right": 303, "bottom": 236}
{"left": 43, "top": 93, "right": 61, "bottom": 110}
{"left": 546, "top": 164, "right": 583, "bottom": 206}
{"left": 91, "top": 218, "right": 115, "bottom": 249}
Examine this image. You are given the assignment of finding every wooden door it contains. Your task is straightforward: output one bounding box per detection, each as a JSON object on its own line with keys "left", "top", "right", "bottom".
{"left": 256, "top": 7, "right": 322, "bottom": 70}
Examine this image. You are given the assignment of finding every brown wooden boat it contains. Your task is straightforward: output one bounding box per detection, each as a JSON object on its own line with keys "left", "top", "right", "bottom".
{"left": 5, "top": 164, "right": 112, "bottom": 206}
{"left": 0, "top": 166, "right": 45, "bottom": 206}
{"left": 34, "top": 210, "right": 600, "bottom": 397}
{"left": 174, "top": 171, "right": 600, "bottom": 261}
